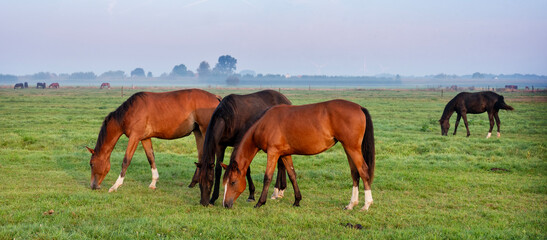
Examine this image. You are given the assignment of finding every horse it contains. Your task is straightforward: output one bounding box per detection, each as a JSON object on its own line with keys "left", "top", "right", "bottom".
{"left": 100, "top": 83, "right": 111, "bottom": 89}
{"left": 194, "top": 90, "right": 291, "bottom": 206}
{"left": 48, "top": 83, "right": 60, "bottom": 88}
{"left": 439, "top": 91, "right": 514, "bottom": 138}
{"left": 37, "top": 82, "right": 46, "bottom": 89}
{"left": 222, "top": 99, "right": 375, "bottom": 211}
{"left": 24, "top": 82, "right": 28, "bottom": 88}
{"left": 14, "top": 83, "right": 24, "bottom": 89}
{"left": 86, "top": 89, "right": 221, "bottom": 192}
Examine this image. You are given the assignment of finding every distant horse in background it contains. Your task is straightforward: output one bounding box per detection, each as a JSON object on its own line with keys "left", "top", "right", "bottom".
{"left": 100, "top": 83, "right": 111, "bottom": 89}
{"left": 24, "top": 82, "right": 28, "bottom": 88}
{"left": 222, "top": 99, "right": 375, "bottom": 211}
{"left": 37, "top": 82, "right": 46, "bottom": 89}
{"left": 49, "top": 83, "right": 60, "bottom": 88}
{"left": 14, "top": 83, "right": 24, "bottom": 89}
{"left": 195, "top": 90, "right": 291, "bottom": 206}
{"left": 439, "top": 91, "right": 514, "bottom": 138}
{"left": 86, "top": 89, "right": 221, "bottom": 192}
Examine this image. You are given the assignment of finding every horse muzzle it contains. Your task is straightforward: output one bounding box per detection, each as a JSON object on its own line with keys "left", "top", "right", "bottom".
{"left": 223, "top": 199, "right": 234, "bottom": 208}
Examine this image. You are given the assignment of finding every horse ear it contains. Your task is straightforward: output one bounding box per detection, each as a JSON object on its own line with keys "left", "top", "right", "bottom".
{"left": 194, "top": 162, "right": 201, "bottom": 168}
{"left": 85, "top": 146, "right": 94, "bottom": 154}
{"left": 220, "top": 162, "right": 228, "bottom": 170}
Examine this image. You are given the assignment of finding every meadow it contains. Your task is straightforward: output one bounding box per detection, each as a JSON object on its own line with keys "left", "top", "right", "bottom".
{"left": 0, "top": 87, "right": 545, "bottom": 239}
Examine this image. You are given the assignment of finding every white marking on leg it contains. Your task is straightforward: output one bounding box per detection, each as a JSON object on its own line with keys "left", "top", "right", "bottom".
{"left": 497, "top": 132, "right": 501, "bottom": 138}
{"left": 278, "top": 189, "right": 285, "bottom": 198}
{"left": 361, "top": 190, "right": 373, "bottom": 211}
{"left": 486, "top": 132, "right": 492, "bottom": 139}
{"left": 109, "top": 175, "right": 124, "bottom": 192}
{"left": 223, "top": 183, "right": 228, "bottom": 206}
{"left": 270, "top": 188, "right": 280, "bottom": 199}
{"left": 344, "top": 186, "right": 359, "bottom": 210}
{"left": 149, "top": 168, "right": 159, "bottom": 189}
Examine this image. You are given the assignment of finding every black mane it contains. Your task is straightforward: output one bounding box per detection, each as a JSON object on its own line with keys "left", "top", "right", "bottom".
{"left": 94, "top": 92, "right": 147, "bottom": 153}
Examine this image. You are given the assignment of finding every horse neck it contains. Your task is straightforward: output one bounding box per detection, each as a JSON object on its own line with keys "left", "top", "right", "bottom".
{"left": 233, "top": 132, "right": 260, "bottom": 173}
{"left": 440, "top": 101, "right": 456, "bottom": 121}
{"left": 94, "top": 118, "right": 123, "bottom": 158}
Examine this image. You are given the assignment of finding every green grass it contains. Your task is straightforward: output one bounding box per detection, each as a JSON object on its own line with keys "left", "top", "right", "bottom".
{"left": 0, "top": 88, "right": 545, "bottom": 239}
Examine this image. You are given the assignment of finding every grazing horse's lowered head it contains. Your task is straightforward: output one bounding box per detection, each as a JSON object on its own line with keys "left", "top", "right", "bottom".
{"left": 86, "top": 146, "right": 112, "bottom": 190}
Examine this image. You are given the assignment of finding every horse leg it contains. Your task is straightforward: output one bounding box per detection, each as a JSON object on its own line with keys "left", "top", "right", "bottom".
{"left": 109, "top": 137, "right": 140, "bottom": 192}
{"left": 189, "top": 128, "right": 205, "bottom": 188}
{"left": 453, "top": 114, "right": 461, "bottom": 135}
{"left": 344, "top": 146, "right": 373, "bottom": 211}
{"left": 281, "top": 155, "right": 302, "bottom": 206}
{"left": 343, "top": 155, "right": 361, "bottom": 210}
{"left": 486, "top": 111, "right": 494, "bottom": 138}
{"left": 461, "top": 112, "right": 471, "bottom": 137}
{"left": 246, "top": 165, "right": 256, "bottom": 202}
{"left": 255, "top": 153, "right": 279, "bottom": 208}
{"left": 271, "top": 158, "right": 287, "bottom": 199}
{"left": 210, "top": 146, "right": 226, "bottom": 205}
{"left": 494, "top": 111, "right": 501, "bottom": 138}
{"left": 141, "top": 138, "right": 159, "bottom": 189}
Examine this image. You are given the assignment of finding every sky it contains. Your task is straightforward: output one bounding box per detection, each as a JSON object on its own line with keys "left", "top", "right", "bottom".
{"left": 0, "top": 0, "right": 546, "bottom": 76}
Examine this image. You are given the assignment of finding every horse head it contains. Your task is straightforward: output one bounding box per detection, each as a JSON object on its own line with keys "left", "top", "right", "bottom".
{"left": 86, "top": 146, "right": 111, "bottom": 190}
{"left": 195, "top": 161, "right": 215, "bottom": 206}
{"left": 439, "top": 119, "right": 450, "bottom": 136}
{"left": 221, "top": 161, "right": 246, "bottom": 208}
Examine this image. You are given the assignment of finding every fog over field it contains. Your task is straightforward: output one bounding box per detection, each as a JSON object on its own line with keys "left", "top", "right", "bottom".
{"left": 1, "top": 0, "right": 546, "bottom": 86}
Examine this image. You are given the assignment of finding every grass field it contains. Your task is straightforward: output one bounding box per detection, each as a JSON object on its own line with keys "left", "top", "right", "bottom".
{"left": 0, "top": 87, "right": 545, "bottom": 239}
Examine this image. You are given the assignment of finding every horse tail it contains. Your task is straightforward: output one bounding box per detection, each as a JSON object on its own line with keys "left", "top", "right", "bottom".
{"left": 496, "top": 95, "right": 514, "bottom": 111}
{"left": 361, "top": 107, "right": 375, "bottom": 184}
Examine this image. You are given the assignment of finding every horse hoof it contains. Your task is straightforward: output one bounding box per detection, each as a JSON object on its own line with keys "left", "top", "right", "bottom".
{"left": 149, "top": 185, "right": 156, "bottom": 190}
{"left": 108, "top": 188, "right": 116, "bottom": 193}
{"left": 247, "top": 198, "right": 255, "bottom": 202}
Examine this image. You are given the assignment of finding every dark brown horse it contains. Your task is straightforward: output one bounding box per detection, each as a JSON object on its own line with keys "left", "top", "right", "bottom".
{"left": 14, "top": 83, "right": 24, "bottom": 89}
{"left": 48, "top": 83, "right": 60, "bottom": 88}
{"left": 222, "top": 99, "right": 375, "bottom": 211}
{"left": 37, "top": 82, "right": 46, "bottom": 89}
{"left": 86, "top": 89, "right": 221, "bottom": 191}
{"left": 194, "top": 90, "right": 291, "bottom": 206}
{"left": 100, "top": 83, "right": 111, "bottom": 89}
{"left": 439, "top": 91, "right": 514, "bottom": 138}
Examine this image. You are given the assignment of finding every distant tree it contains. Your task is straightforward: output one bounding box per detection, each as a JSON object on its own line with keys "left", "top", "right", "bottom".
{"left": 0, "top": 74, "right": 18, "bottom": 81}
{"left": 226, "top": 75, "right": 240, "bottom": 85}
{"left": 147, "top": 72, "right": 153, "bottom": 78}
{"left": 213, "top": 55, "right": 237, "bottom": 75}
{"left": 197, "top": 61, "right": 211, "bottom": 77}
{"left": 131, "top": 68, "right": 145, "bottom": 77}
{"left": 472, "top": 72, "right": 485, "bottom": 79}
{"left": 171, "top": 64, "right": 193, "bottom": 77}
{"left": 100, "top": 70, "right": 125, "bottom": 78}
{"left": 32, "top": 72, "right": 55, "bottom": 80}
{"left": 70, "top": 72, "right": 96, "bottom": 79}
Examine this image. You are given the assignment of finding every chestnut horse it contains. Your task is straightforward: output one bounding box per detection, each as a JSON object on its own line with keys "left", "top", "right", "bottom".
{"left": 222, "top": 99, "right": 375, "bottom": 211}
{"left": 100, "top": 83, "right": 111, "bottom": 89}
{"left": 439, "top": 91, "right": 514, "bottom": 138}
{"left": 194, "top": 90, "right": 290, "bottom": 206}
{"left": 49, "top": 83, "right": 60, "bottom": 88}
{"left": 86, "top": 89, "right": 221, "bottom": 191}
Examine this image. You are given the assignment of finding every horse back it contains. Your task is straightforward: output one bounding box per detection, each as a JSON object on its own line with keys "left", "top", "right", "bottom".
{"left": 253, "top": 99, "right": 365, "bottom": 155}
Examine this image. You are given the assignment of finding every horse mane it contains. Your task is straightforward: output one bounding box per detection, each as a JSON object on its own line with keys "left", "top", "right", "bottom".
{"left": 94, "top": 92, "right": 147, "bottom": 153}
{"left": 439, "top": 93, "right": 464, "bottom": 122}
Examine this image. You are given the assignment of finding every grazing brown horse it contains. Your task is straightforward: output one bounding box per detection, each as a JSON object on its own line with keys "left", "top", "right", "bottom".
{"left": 48, "top": 83, "right": 60, "bottom": 88}
{"left": 194, "top": 90, "right": 291, "bottom": 206}
{"left": 37, "top": 82, "right": 46, "bottom": 89}
{"left": 439, "top": 91, "right": 514, "bottom": 138}
{"left": 14, "top": 83, "right": 24, "bottom": 89}
{"left": 222, "top": 99, "right": 375, "bottom": 211}
{"left": 86, "top": 89, "right": 221, "bottom": 191}
{"left": 100, "top": 83, "right": 111, "bottom": 89}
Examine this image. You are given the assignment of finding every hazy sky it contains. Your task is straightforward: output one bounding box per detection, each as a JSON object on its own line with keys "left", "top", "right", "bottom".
{"left": 1, "top": 0, "right": 546, "bottom": 76}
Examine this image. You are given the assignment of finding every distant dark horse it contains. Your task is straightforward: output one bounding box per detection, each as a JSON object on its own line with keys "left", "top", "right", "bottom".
{"left": 37, "top": 82, "right": 46, "bottom": 89}
{"left": 24, "top": 82, "right": 28, "bottom": 88}
{"left": 194, "top": 90, "right": 291, "bottom": 206}
{"left": 49, "top": 83, "right": 60, "bottom": 88}
{"left": 100, "top": 83, "right": 111, "bottom": 89}
{"left": 439, "top": 91, "right": 514, "bottom": 138}
{"left": 222, "top": 100, "right": 375, "bottom": 211}
{"left": 14, "top": 83, "right": 24, "bottom": 89}
{"left": 86, "top": 89, "right": 221, "bottom": 191}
